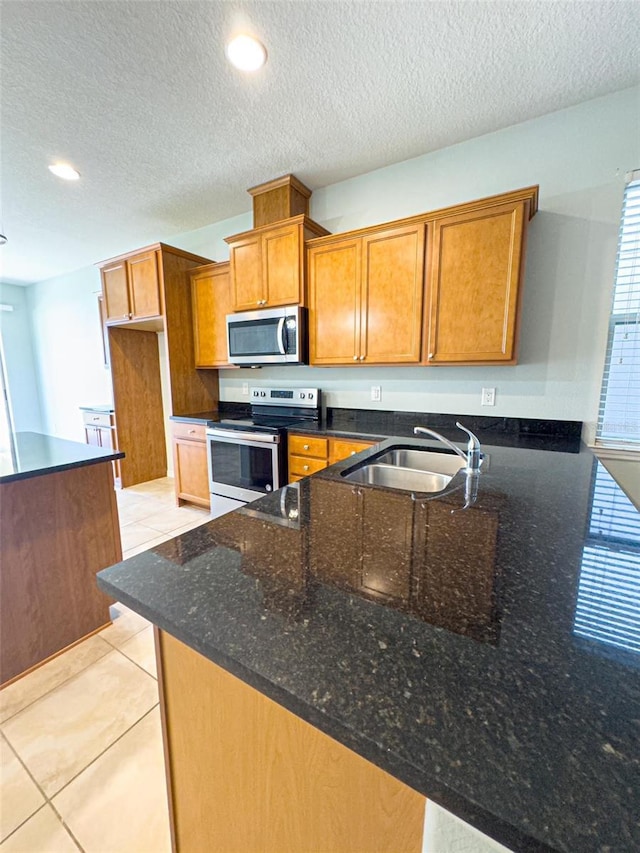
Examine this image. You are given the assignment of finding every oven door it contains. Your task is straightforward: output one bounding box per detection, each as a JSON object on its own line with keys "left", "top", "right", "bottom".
{"left": 206, "top": 428, "right": 281, "bottom": 503}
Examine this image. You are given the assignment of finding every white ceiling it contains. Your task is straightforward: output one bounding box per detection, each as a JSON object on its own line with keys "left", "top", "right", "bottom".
{"left": 1, "top": 0, "right": 639, "bottom": 286}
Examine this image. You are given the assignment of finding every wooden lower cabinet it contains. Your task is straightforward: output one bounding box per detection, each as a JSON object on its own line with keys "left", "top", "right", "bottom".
{"left": 172, "top": 421, "right": 210, "bottom": 509}
{"left": 288, "top": 433, "right": 375, "bottom": 483}
{"left": 155, "top": 629, "right": 426, "bottom": 853}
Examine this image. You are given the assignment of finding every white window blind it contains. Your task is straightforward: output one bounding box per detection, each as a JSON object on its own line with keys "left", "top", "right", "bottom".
{"left": 596, "top": 172, "right": 640, "bottom": 449}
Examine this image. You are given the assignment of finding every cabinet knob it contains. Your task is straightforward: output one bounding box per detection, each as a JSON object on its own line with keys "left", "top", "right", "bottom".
{"left": 303, "top": 464, "right": 309, "bottom": 471}
{"left": 303, "top": 444, "right": 310, "bottom": 450}
{"left": 93, "top": 416, "right": 99, "bottom": 421}
{"left": 353, "top": 355, "right": 358, "bottom": 361}
{"left": 428, "top": 353, "right": 434, "bottom": 359}
{"left": 359, "top": 355, "right": 365, "bottom": 361}
{"left": 188, "top": 429, "right": 195, "bottom": 434}
{"left": 122, "top": 314, "right": 128, "bottom": 319}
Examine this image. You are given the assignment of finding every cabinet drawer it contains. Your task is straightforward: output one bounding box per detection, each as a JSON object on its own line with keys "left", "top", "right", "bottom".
{"left": 288, "top": 455, "right": 328, "bottom": 478}
{"left": 172, "top": 421, "right": 207, "bottom": 442}
{"left": 82, "top": 411, "right": 113, "bottom": 429}
{"left": 288, "top": 434, "right": 328, "bottom": 459}
{"left": 328, "top": 439, "right": 375, "bottom": 465}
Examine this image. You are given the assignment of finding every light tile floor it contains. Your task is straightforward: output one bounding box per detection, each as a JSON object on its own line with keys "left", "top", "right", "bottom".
{"left": 0, "top": 478, "right": 214, "bottom": 852}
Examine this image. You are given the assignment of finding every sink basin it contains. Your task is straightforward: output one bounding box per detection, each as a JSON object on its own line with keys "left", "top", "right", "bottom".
{"left": 374, "top": 448, "right": 465, "bottom": 478}
{"left": 340, "top": 445, "right": 466, "bottom": 493}
{"left": 342, "top": 463, "right": 454, "bottom": 492}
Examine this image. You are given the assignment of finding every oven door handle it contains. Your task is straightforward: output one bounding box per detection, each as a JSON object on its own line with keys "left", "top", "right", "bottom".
{"left": 206, "top": 428, "right": 280, "bottom": 444}
{"left": 277, "top": 317, "right": 286, "bottom": 355}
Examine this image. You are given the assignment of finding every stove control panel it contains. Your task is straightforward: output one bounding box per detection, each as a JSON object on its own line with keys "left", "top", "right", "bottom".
{"left": 250, "top": 387, "right": 320, "bottom": 408}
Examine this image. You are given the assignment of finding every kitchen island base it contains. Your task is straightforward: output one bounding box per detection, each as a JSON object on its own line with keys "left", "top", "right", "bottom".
{"left": 156, "top": 629, "right": 426, "bottom": 853}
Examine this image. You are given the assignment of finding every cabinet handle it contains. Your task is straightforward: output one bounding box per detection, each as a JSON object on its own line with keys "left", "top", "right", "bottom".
{"left": 122, "top": 314, "right": 128, "bottom": 319}
{"left": 188, "top": 429, "right": 196, "bottom": 434}
{"left": 359, "top": 355, "right": 365, "bottom": 361}
{"left": 303, "top": 444, "right": 310, "bottom": 450}
{"left": 353, "top": 355, "right": 358, "bottom": 361}
{"left": 93, "top": 416, "right": 99, "bottom": 421}
{"left": 428, "top": 353, "right": 434, "bottom": 359}
{"left": 303, "top": 464, "right": 309, "bottom": 471}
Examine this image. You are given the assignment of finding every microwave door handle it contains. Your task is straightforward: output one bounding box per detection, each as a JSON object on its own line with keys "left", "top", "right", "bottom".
{"left": 277, "top": 317, "right": 286, "bottom": 354}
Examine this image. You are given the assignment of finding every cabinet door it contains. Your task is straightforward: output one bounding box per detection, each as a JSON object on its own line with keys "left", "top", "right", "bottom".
{"left": 191, "top": 265, "right": 233, "bottom": 368}
{"left": 99, "top": 428, "right": 114, "bottom": 450}
{"left": 361, "top": 224, "right": 424, "bottom": 364}
{"left": 412, "top": 501, "right": 500, "bottom": 641}
{"left": 230, "top": 235, "right": 264, "bottom": 311}
{"left": 426, "top": 201, "right": 526, "bottom": 364}
{"left": 262, "top": 223, "right": 302, "bottom": 307}
{"left": 173, "top": 438, "right": 210, "bottom": 508}
{"left": 127, "top": 250, "right": 162, "bottom": 320}
{"left": 84, "top": 426, "right": 102, "bottom": 447}
{"left": 101, "top": 261, "right": 130, "bottom": 323}
{"left": 359, "top": 490, "right": 414, "bottom": 606}
{"left": 308, "top": 239, "right": 361, "bottom": 365}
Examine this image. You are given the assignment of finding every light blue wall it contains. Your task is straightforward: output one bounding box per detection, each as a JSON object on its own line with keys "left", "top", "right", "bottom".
{"left": 22, "top": 87, "right": 640, "bottom": 444}
{"left": 0, "top": 283, "right": 43, "bottom": 431}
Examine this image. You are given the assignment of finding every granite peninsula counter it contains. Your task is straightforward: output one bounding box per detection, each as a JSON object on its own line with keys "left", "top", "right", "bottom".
{"left": 98, "top": 437, "right": 640, "bottom": 853}
{"left": 1, "top": 432, "right": 124, "bottom": 684}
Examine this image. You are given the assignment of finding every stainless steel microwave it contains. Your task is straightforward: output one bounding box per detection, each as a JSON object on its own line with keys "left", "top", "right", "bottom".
{"left": 226, "top": 305, "right": 306, "bottom": 365}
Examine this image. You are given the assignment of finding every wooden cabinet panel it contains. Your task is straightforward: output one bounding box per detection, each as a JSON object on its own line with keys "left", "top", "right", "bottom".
{"left": 101, "top": 261, "right": 130, "bottom": 322}
{"left": 328, "top": 438, "right": 375, "bottom": 465}
{"left": 263, "top": 222, "right": 302, "bottom": 307}
{"left": 288, "top": 455, "right": 327, "bottom": 478}
{"left": 173, "top": 438, "right": 210, "bottom": 508}
{"left": 157, "top": 630, "right": 425, "bottom": 853}
{"left": 426, "top": 201, "right": 526, "bottom": 364}
{"left": 172, "top": 421, "right": 206, "bottom": 442}
{"left": 230, "top": 234, "right": 264, "bottom": 310}
{"left": 308, "top": 239, "right": 361, "bottom": 364}
{"left": 127, "top": 250, "right": 162, "bottom": 320}
{"left": 362, "top": 225, "right": 424, "bottom": 363}
{"left": 288, "top": 434, "right": 328, "bottom": 458}
{"left": 191, "top": 263, "right": 233, "bottom": 368}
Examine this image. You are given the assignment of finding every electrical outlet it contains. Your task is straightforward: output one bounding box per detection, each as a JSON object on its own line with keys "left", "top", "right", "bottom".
{"left": 242, "top": 382, "right": 249, "bottom": 396}
{"left": 371, "top": 385, "right": 381, "bottom": 402}
{"left": 481, "top": 387, "right": 496, "bottom": 406}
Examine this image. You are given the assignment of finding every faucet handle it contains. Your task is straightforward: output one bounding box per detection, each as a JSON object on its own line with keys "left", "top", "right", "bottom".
{"left": 455, "top": 422, "right": 482, "bottom": 471}
{"left": 455, "top": 421, "right": 480, "bottom": 448}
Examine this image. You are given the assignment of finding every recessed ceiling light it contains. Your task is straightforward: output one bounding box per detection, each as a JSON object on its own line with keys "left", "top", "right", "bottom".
{"left": 226, "top": 34, "right": 267, "bottom": 72}
{"left": 48, "top": 163, "right": 80, "bottom": 181}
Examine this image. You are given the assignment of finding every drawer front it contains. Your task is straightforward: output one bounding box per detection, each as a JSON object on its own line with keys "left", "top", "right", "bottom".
{"left": 328, "top": 438, "right": 375, "bottom": 464}
{"left": 172, "top": 421, "right": 207, "bottom": 442}
{"left": 288, "top": 454, "right": 328, "bottom": 478}
{"left": 82, "top": 411, "right": 113, "bottom": 428}
{"left": 288, "top": 434, "right": 328, "bottom": 459}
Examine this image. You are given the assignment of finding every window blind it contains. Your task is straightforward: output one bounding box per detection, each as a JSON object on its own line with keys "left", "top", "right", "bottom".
{"left": 574, "top": 463, "right": 640, "bottom": 656}
{"left": 596, "top": 172, "right": 640, "bottom": 449}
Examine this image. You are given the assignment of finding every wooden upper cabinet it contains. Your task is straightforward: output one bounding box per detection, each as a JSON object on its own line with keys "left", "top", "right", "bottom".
{"left": 229, "top": 234, "right": 264, "bottom": 310}
{"left": 361, "top": 224, "right": 424, "bottom": 364}
{"left": 308, "top": 223, "right": 425, "bottom": 366}
{"left": 226, "top": 215, "right": 329, "bottom": 312}
{"left": 101, "top": 249, "right": 162, "bottom": 324}
{"left": 308, "top": 237, "right": 361, "bottom": 365}
{"left": 190, "top": 262, "right": 234, "bottom": 368}
{"left": 101, "top": 261, "right": 130, "bottom": 323}
{"left": 425, "top": 199, "right": 528, "bottom": 365}
{"left": 127, "top": 250, "right": 162, "bottom": 320}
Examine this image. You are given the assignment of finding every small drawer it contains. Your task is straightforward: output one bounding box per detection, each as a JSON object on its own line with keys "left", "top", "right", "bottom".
{"left": 172, "top": 421, "right": 206, "bottom": 442}
{"left": 288, "top": 454, "right": 328, "bottom": 478}
{"left": 288, "top": 434, "right": 328, "bottom": 459}
{"left": 82, "top": 411, "right": 113, "bottom": 428}
{"left": 328, "top": 439, "right": 375, "bottom": 465}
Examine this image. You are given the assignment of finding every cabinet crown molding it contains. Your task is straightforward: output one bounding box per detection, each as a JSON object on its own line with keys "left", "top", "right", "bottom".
{"left": 96, "top": 242, "right": 213, "bottom": 268}
{"left": 224, "top": 214, "right": 330, "bottom": 245}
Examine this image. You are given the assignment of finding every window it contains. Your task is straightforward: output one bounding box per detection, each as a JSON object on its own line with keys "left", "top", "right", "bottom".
{"left": 596, "top": 172, "right": 640, "bottom": 449}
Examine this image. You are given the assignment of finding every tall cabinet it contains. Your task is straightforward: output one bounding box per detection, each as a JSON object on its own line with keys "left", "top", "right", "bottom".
{"left": 98, "top": 243, "right": 218, "bottom": 488}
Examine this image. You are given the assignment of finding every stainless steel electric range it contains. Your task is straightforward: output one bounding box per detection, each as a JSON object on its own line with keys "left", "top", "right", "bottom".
{"left": 206, "top": 387, "right": 320, "bottom": 514}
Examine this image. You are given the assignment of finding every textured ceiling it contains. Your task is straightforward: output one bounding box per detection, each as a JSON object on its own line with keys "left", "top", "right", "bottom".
{"left": 1, "top": 0, "right": 639, "bottom": 285}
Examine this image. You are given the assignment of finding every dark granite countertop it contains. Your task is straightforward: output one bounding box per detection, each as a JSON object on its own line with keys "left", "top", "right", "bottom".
{"left": 98, "top": 436, "right": 639, "bottom": 853}
{"left": 169, "top": 411, "right": 219, "bottom": 424}
{"left": 0, "top": 431, "right": 124, "bottom": 483}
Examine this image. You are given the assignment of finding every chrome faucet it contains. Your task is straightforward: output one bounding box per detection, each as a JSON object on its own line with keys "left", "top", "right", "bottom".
{"left": 413, "top": 422, "right": 483, "bottom": 474}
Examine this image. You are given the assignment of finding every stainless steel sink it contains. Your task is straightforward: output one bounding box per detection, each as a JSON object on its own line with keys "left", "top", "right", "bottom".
{"left": 374, "top": 449, "right": 465, "bottom": 478}
{"left": 342, "top": 463, "right": 454, "bottom": 492}
{"left": 340, "top": 446, "right": 466, "bottom": 493}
